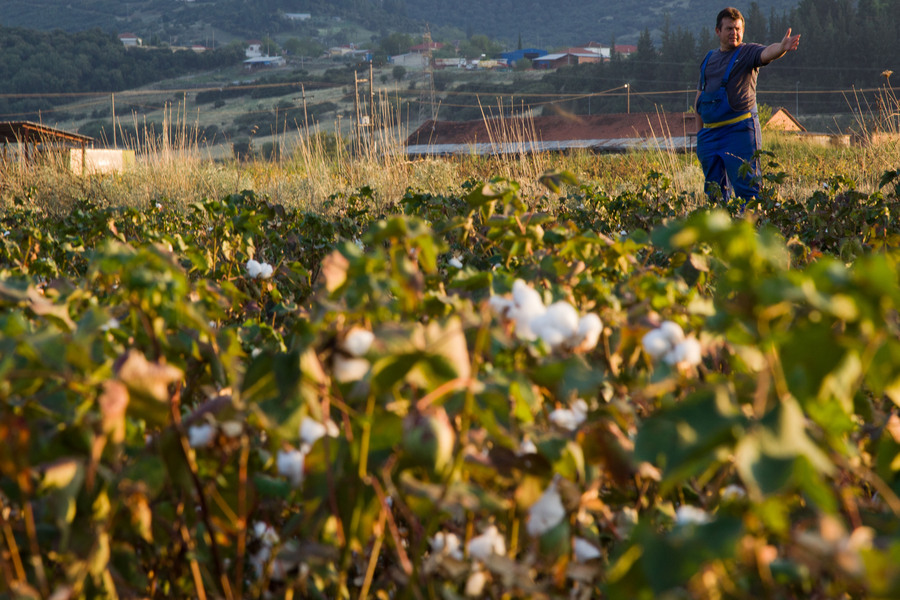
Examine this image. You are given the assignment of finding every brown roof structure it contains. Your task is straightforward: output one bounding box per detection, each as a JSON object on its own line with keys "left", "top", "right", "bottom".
{"left": 0, "top": 121, "right": 94, "bottom": 146}
{"left": 763, "top": 107, "right": 806, "bottom": 132}
{"left": 1, "top": 121, "right": 95, "bottom": 162}
{"left": 404, "top": 112, "right": 699, "bottom": 155}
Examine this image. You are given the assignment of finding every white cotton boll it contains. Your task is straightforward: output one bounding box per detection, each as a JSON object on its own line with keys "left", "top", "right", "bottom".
{"left": 549, "top": 399, "right": 588, "bottom": 431}
{"left": 641, "top": 328, "right": 672, "bottom": 359}
{"left": 100, "top": 318, "right": 120, "bottom": 332}
{"left": 721, "top": 484, "right": 747, "bottom": 501}
{"left": 544, "top": 301, "right": 580, "bottom": 335}
{"left": 571, "top": 313, "right": 603, "bottom": 351}
{"left": 253, "top": 522, "right": 280, "bottom": 546}
{"left": 573, "top": 537, "right": 602, "bottom": 563}
{"left": 572, "top": 398, "right": 588, "bottom": 417}
{"left": 509, "top": 304, "right": 545, "bottom": 341}
{"left": 465, "top": 568, "right": 488, "bottom": 597}
{"left": 220, "top": 420, "right": 243, "bottom": 439}
{"left": 518, "top": 437, "right": 538, "bottom": 456}
{"left": 467, "top": 525, "right": 506, "bottom": 561}
{"left": 448, "top": 256, "right": 463, "bottom": 269}
{"left": 430, "top": 531, "right": 464, "bottom": 560}
{"left": 531, "top": 317, "right": 568, "bottom": 349}
{"left": 341, "top": 327, "right": 374, "bottom": 357}
{"left": 333, "top": 354, "right": 370, "bottom": 383}
{"left": 659, "top": 320, "right": 685, "bottom": 345}
{"left": 277, "top": 449, "right": 305, "bottom": 488}
{"left": 527, "top": 480, "right": 566, "bottom": 537}
{"left": 675, "top": 505, "right": 710, "bottom": 526}
{"left": 257, "top": 262, "right": 274, "bottom": 279}
{"left": 664, "top": 337, "right": 703, "bottom": 367}
{"left": 246, "top": 259, "right": 262, "bottom": 278}
{"left": 188, "top": 423, "right": 216, "bottom": 448}
{"left": 532, "top": 301, "right": 579, "bottom": 349}
{"left": 512, "top": 279, "right": 545, "bottom": 315}
{"left": 299, "top": 417, "right": 328, "bottom": 449}
{"left": 489, "top": 295, "right": 515, "bottom": 318}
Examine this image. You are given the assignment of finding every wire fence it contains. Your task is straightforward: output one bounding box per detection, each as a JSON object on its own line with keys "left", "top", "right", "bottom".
{"left": 1, "top": 77, "right": 896, "bottom": 133}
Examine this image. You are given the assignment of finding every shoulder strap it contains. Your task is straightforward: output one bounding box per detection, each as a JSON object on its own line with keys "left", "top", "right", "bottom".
{"left": 699, "top": 50, "right": 715, "bottom": 91}
{"left": 720, "top": 46, "right": 743, "bottom": 87}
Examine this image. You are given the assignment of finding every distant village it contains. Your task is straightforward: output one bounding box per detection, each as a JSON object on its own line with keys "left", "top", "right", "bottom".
{"left": 116, "top": 26, "right": 637, "bottom": 72}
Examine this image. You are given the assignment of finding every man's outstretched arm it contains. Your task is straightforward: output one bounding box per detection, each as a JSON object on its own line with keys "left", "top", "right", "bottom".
{"left": 761, "top": 28, "right": 801, "bottom": 64}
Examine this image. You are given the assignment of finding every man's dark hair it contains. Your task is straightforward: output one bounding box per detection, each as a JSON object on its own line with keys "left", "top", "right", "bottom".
{"left": 716, "top": 7, "right": 744, "bottom": 30}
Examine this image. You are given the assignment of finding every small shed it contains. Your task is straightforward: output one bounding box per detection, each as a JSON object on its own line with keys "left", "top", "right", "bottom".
{"left": 0, "top": 121, "right": 94, "bottom": 163}
{"left": 763, "top": 107, "right": 806, "bottom": 132}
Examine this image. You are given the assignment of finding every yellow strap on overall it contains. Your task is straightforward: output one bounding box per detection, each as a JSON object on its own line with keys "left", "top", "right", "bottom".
{"left": 703, "top": 112, "right": 752, "bottom": 129}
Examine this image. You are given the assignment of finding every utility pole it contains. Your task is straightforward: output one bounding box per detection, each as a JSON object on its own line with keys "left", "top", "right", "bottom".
{"left": 111, "top": 93, "right": 116, "bottom": 148}
{"left": 417, "top": 28, "right": 436, "bottom": 124}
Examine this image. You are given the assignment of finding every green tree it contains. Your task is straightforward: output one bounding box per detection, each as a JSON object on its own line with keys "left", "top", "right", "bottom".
{"left": 379, "top": 32, "right": 414, "bottom": 56}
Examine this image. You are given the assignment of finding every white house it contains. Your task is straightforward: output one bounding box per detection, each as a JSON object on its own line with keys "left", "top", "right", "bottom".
{"left": 118, "top": 33, "right": 142, "bottom": 47}
{"left": 246, "top": 40, "right": 263, "bottom": 58}
{"left": 284, "top": 13, "right": 311, "bottom": 21}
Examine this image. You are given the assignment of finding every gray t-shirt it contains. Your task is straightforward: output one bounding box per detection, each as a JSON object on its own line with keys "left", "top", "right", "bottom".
{"left": 698, "top": 43, "right": 766, "bottom": 113}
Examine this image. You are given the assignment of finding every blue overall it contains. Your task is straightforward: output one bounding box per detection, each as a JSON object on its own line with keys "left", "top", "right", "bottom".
{"left": 696, "top": 48, "right": 762, "bottom": 202}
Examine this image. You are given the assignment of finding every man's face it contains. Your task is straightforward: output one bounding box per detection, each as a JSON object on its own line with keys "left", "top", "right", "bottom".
{"left": 716, "top": 17, "right": 744, "bottom": 51}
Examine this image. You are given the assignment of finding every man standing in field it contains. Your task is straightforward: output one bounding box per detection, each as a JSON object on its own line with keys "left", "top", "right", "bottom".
{"left": 695, "top": 7, "right": 800, "bottom": 203}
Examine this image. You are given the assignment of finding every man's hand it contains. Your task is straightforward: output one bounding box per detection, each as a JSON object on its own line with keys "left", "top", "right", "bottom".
{"left": 780, "top": 28, "right": 801, "bottom": 53}
{"left": 762, "top": 28, "right": 800, "bottom": 64}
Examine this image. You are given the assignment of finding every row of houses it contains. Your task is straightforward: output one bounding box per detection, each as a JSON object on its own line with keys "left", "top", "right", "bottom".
{"left": 389, "top": 42, "right": 638, "bottom": 71}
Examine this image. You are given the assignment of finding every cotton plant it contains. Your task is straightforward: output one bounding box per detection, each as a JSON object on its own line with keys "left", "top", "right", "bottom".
{"left": 299, "top": 415, "right": 339, "bottom": 453}
{"left": 333, "top": 325, "right": 374, "bottom": 383}
{"left": 187, "top": 417, "right": 245, "bottom": 449}
{"left": 250, "top": 521, "right": 294, "bottom": 582}
{"left": 489, "top": 279, "right": 602, "bottom": 353}
{"left": 572, "top": 537, "right": 602, "bottom": 563}
{"left": 429, "top": 531, "right": 464, "bottom": 561}
{"left": 188, "top": 422, "right": 216, "bottom": 448}
{"left": 246, "top": 258, "right": 274, "bottom": 280}
{"left": 526, "top": 477, "right": 567, "bottom": 537}
{"left": 276, "top": 448, "right": 306, "bottom": 488}
{"left": 466, "top": 525, "right": 506, "bottom": 561}
{"left": 548, "top": 398, "right": 589, "bottom": 432}
{"left": 641, "top": 320, "right": 703, "bottom": 369}
{"left": 276, "top": 416, "right": 340, "bottom": 488}
{"left": 674, "top": 504, "right": 711, "bottom": 526}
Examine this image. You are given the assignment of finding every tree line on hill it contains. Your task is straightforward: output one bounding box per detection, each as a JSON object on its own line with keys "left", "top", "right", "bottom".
{"left": 0, "top": 27, "right": 245, "bottom": 121}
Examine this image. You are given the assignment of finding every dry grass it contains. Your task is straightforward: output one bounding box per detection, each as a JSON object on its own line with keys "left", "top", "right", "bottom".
{"left": 3, "top": 91, "right": 900, "bottom": 215}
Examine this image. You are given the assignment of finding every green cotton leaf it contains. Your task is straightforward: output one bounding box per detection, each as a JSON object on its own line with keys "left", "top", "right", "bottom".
{"left": 735, "top": 398, "right": 836, "bottom": 498}
{"left": 818, "top": 350, "right": 862, "bottom": 416}
{"left": 510, "top": 377, "right": 538, "bottom": 424}
{"left": 40, "top": 458, "right": 84, "bottom": 493}
{"left": 253, "top": 474, "right": 294, "bottom": 500}
{"left": 635, "top": 387, "right": 746, "bottom": 490}
{"left": 0, "top": 280, "right": 76, "bottom": 331}
{"left": 779, "top": 324, "right": 845, "bottom": 402}
{"left": 538, "top": 169, "right": 579, "bottom": 194}
{"left": 370, "top": 352, "right": 421, "bottom": 392}
{"left": 466, "top": 178, "right": 520, "bottom": 207}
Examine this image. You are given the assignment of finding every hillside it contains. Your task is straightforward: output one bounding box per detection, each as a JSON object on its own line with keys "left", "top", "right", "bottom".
{"left": 4, "top": 0, "right": 800, "bottom": 48}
